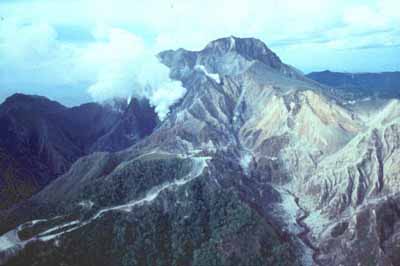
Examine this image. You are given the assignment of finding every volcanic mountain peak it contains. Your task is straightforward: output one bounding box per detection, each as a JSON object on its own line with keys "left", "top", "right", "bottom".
{"left": 159, "top": 36, "right": 304, "bottom": 82}
{"left": 154, "top": 36, "right": 364, "bottom": 164}
{"left": 203, "top": 36, "right": 281, "bottom": 64}
{"left": 2, "top": 37, "right": 400, "bottom": 266}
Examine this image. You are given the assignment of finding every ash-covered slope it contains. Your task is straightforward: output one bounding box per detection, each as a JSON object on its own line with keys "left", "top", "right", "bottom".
{"left": 0, "top": 94, "right": 158, "bottom": 209}
{"left": 158, "top": 37, "right": 400, "bottom": 266}
{"left": 0, "top": 37, "right": 314, "bottom": 266}
{"left": 300, "top": 99, "right": 400, "bottom": 266}
{"left": 1, "top": 37, "right": 400, "bottom": 266}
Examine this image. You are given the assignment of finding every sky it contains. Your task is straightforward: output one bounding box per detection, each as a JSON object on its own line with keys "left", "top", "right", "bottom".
{"left": 0, "top": 0, "right": 399, "bottom": 113}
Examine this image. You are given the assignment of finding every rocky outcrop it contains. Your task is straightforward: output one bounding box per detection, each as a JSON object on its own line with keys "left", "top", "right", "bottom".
{"left": 1, "top": 37, "right": 400, "bottom": 266}
{"left": 316, "top": 194, "right": 400, "bottom": 266}
{"left": 305, "top": 100, "right": 400, "bottom": 216}
{"left": 0, "top": 37, "right": 313, "bottom": 265}
{"left": 157, "top": 37, "right": 400, "bottom": 265}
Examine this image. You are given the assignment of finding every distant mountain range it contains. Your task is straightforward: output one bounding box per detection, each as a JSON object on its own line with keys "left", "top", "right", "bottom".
{"left": 307, "top": 70, "right": 400, "bottom": 100}
{"left": 1, "top": 37, "right": 400, "bottom": 266}
{"left": 0, "top": 94, "right": 158, "bottom": 209}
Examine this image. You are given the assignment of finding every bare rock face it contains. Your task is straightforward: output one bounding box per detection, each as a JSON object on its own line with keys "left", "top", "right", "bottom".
{"left": 316, "top": 195, "right": 400, "bottom": 266}
{"left": 298, "top": 100, "right": 400, "bottom": 265}
{"left": 306, "top": 100, "right": 400, "bottom": 215}
{"left": 157, "top": 37, "right": 400, "bottom": 265}
{"left": 1, "top": 36, "right": 400, "bottom": 266}
{"left": 159, "top": 36, "right": 304, "bottom": 80}
{"left": 0, "top": 37, "right": 310, "bottom": 265}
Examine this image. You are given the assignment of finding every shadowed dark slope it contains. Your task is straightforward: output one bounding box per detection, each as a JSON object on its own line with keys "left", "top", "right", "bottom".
{"left": 0, "top": 94, "right": 158, "bottom": 209}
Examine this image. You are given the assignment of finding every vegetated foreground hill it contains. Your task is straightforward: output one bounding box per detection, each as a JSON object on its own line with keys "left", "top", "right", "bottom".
{"left": 0, "top": 94, "right": 158, "bottom": 209}
{"left": 1, "top": 36, "right": 400, "bottom": 266}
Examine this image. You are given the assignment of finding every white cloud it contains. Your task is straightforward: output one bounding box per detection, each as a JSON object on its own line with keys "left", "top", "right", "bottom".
{"left": 84, "top": 27, "right": 186, "bottom": 119}
{"left": 343, "top": 5, "right": 386, "bottom": 29}
{"left": 0, "top": 19, "right": 186, "bottom": 119}
{"left": 3, "top": 0, "right": 393, "bottom": 51}
{"left": 0, "top": 0, "right": 399, "bottom": 107}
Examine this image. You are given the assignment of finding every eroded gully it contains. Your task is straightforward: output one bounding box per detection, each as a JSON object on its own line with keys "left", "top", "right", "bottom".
{"left": 292, "top": 192, "right": 322, "bottom": 266}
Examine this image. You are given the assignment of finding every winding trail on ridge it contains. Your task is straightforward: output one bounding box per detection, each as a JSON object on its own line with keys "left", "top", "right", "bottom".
{"left": 0, "top": 155, "right": 211, "bottom": 263}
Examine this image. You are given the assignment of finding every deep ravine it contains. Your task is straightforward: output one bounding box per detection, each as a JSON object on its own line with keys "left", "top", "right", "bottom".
{"left": 293, "top": 194, "right": 322, "bottom": 266}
